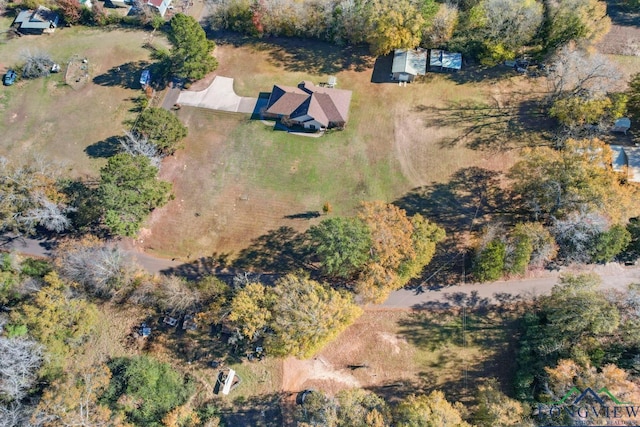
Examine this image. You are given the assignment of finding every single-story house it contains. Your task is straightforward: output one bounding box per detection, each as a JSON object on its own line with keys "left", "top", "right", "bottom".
{"left": 146, "top": 0, "right": 171, "bottom": 17}
{"left": 610, "top": 145, "right": 640, "bottom": 182}
{"left": 429, "top": 49, "right": 462, "bottom": 71}
{"left": 391, "top": 48, "right": 428, "bottom": 82}
{"left": 263, "top": 81, "right": 352, "bottom": 131}
{"left": 14, "top": 6, "right": 59, "bottom": 34}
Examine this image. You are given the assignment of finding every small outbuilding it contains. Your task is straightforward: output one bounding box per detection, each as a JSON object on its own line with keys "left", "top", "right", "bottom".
{"left": 14, "top": 6, "right": 59, "bottom": 34}
{"left": 429, "top": 49, "right": 462, "bottom": 72}
{"left": 612, "top": 117, "right": 631, "bottom": 135}
{"left": 145, "top": 0, "right": 172, "bottom": 17}
{"left": 610, "top": 144, "right": 640, "bottom": 182}
{"left": 391, "top": 48, "right": 428, "bottom": 82}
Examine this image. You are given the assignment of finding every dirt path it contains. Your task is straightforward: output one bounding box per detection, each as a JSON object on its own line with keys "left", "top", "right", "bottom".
{"left": 281, "top": 356, "right": 361, "bottom": 393}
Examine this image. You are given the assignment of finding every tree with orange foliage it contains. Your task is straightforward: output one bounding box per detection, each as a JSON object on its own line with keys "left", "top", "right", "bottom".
{"left": 56, "top": 0, "right": 83, "bottom": 25}
{"left": 357, "top": 201, "right": 444, "bottom": 303}
{"left": 31, "top": 364, "right": 119, "bottom": 427}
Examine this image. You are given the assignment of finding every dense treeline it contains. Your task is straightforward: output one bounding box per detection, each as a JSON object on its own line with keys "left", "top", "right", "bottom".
{"left": 515, "top": 273, "right": 640, "bottom": 425}
{"left": 209, "top": 0, "right": 610, "bottom": 62}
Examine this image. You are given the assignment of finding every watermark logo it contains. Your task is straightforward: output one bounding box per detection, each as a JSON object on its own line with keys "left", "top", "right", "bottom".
{"left": 552, "top": 387, "right": 631, "bottom": 406}
{"left": 538, "top": 386, "right": 639, "bottom": 425}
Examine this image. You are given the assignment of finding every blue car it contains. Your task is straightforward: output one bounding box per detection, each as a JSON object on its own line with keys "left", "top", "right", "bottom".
{"left": 3, "top": 70, "right": 17, "bottom": 86}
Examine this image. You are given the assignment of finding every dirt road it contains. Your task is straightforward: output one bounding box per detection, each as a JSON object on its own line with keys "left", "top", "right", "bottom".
{"left": 4, "top": 237, "right": 639, "bottom": 307}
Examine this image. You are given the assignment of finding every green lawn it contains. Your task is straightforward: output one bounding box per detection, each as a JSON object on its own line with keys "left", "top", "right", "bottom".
{"left": 144, "top": 40, "right": 529, "bottom": 258}
{"left": 0, "top": 26, "right": 167, "bottom": 176}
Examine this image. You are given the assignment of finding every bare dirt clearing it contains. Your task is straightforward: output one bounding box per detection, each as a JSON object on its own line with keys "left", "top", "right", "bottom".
{"left": 278, "top": 308, "right": 518, "bottom": 405}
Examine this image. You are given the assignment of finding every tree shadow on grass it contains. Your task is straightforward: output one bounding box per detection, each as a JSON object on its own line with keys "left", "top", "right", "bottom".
{"left": 85, "top": 135, "right": 121, "bottom": 158}
{"left": 221, "top": 393, "right": 284, "bottom": 427}
{"left": 209, "top": 30, "right": 373, "bottom": 75}
{"left": 283, "top": 211, "right": 320, "bottom": 220}
{"left": 389, "top": 307, "right": 521, "bottom": 403}
{"left": 232, "top": 226, "right": 309, "bottom": 273}
{"left": 160, "top": 253, "right": 232, "bottom": 280}
{"left": 394, "top": 167, "right": 516, "bottom": 286}
{"left": 605, "top": 0, "right": 640, "bottom": 26}
{"left": 413, "top": 97, "right": 554, "bottom": 152}
{"left": 92, "top": 60, "right": 152, "bottom": 89}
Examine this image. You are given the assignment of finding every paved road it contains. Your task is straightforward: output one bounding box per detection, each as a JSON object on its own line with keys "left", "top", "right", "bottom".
{"left": 4, "top": 236, "right": 639, "bottom": 308}
{"left": 380, "top": 263, "right": 640, "bottom": 309}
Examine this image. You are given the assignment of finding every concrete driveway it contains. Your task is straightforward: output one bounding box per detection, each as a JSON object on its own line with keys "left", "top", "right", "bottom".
{"left": 177, "top": 76, "right": 258, "bottom": 113}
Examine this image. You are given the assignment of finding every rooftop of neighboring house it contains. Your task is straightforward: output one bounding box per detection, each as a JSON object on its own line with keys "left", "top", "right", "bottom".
{"left": 15, "top": 6, "right": 59, "bottom": 29}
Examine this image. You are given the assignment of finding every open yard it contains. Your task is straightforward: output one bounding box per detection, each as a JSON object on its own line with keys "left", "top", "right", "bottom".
{"left": 0, "top": 24, "right": 169, "bottom": 177}
{"left": 183, "top": 304, "right": 523, "bottom": 426}
{"left": 142, "top": 38, "right": 546, "bottom": 259}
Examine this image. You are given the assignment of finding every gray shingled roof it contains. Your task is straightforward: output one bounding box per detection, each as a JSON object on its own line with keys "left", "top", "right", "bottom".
{"left": 392, "top": 49, "right": 428, "bottom": 76}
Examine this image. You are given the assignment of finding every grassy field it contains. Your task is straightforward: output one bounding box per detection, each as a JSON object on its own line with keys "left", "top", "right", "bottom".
{"left": 306, "top": 306, "right": 520, "bottom": 403}
{"left": 143, "top": 39, "right": 541, "bottom": 259}
{"left": 0, "top": 25, "right": 167, "bottom": 176}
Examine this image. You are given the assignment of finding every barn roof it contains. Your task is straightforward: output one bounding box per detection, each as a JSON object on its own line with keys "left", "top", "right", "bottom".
{"left": 430, "top": 50, "right": 462, "bottom": 70}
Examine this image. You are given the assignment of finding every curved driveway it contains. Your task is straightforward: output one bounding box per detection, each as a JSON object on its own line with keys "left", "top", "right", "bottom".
{"left": 4, "top": 236, "right": 639, "bottom": 309}
{"left": 176, "top": 76, "right": 258, "bottom": 113}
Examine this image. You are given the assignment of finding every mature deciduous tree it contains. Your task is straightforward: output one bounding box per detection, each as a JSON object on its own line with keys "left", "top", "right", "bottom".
{"left": 228, "top": 282, "right": 273, "bottom": 341}
{"left": 545, "top": 0, "right": 610, "bottom": 49}
{"left": 9, "top": 272, "right": 98, "bottom": 378}
{"left": 135, "top": 108, "right": 187, "bottom": 155}
{"left": 266, "top": 274, "right": 362, "bottom": 357}
{"left": 307, "top": 217, "right": 371, "bottom": 279}
{"left": 98, "top": 153, "right": 172, "bottom": 237}
{"left": 510, "top": 222, "right": 557, "bottom": 267}
{"left": 54, "top": 236, "right": 138, "bottom": 298}
{"left": 544, "top": 359, "right": 640, "bottom": 425}
{"left": 427, "top": 2, "right": 459, "bottom": 46}
{"left": 295, "top": 390, "right": 338, "bottom": 427}
{"left": 357, "top": 201, "right": 444, "bottom": 303}
{"left": 155, "top": 275, "right": 201, "bottom": 315}
{"left": 470, "top": 0, "right": 543, "bottom": 63}
{"left": 474, "top": 379, "right": 527, "bottom": 426}
{"left": 0, "top": 157, "right": 72, "bottom": 235}
{"left": 335, "top": 388, "right": 391, "bottom": 427}
{"left": 509, "top": 139, "right": 638, "bottom": 223}
{"left": 365, "top": 0, "right": 425, "bottom": 55}
{"left": 550, "top": 95, "right": 627, "bottom": 130}
{"left": 119, "top": 131, "right": 163, "bottom": 167}
{"left": 0, "top": 335, "right": 43, "bottom": 401}
{"left": 548, "top": 45, "right": 623, "bottom": 100}
{"left": 169, "top": 14, "right": 218, "bottom": 80}
{"left": 229, "top": 275, "right": 361, "bottom": 357}
{"left": 56, "top": 0, "right": 82, "bottom": 25}
{"left": 31, "top": 364, "right": 115, "bottom": 427}
{"left": 541, "top": 273, "right": 620, "bottom": 351}
{"left": 101, "top": 356, "right": 194, "bottom": 427}
{"left": 395, "top": 391, "right": 471, "bottom": 427}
